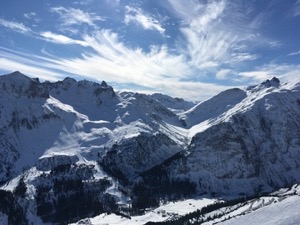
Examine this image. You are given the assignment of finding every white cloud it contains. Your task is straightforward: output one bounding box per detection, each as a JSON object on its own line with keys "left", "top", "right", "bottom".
{"left": 47, "top": 30, "right": 190, "bottom": 85}
{"left": 73, "top": 0, "right": 94, "bottom": 6}
{"left": 293, "top": 0, "right": 300, "bottom": 16}
{"left": 231, "top": 52, "right": 259, "bottom": 62}
{"left": 0, "top": 56, "right": 63, "bottom": 81}
{"left": 0, "top": 47, "right": 74, "bottom": 80}
{"left": 125, "top": 6, "right": 165, "bottom": 34}
{"left": 40, "top": 31, "right": 88, "bottom": 46}
{"left": 166, "top": 0, "right": 281, "bottom": 83}
{"left": 288, "top": 50, "right": 300, "bottom": 56}
{"left": 166, "top": 0, "right": 205, "bottom": 21}
{"left": 190, "top": 0, "right": 226, "bottom": 30}
{"left": 24, "top": 12, "right": 36, "bottom": 19}
{"left": 180, "top": 27, "right": 234, "bottom": 69}
{"left": 1, "top": 1, "right": 296, "bottom": 101}
{"left": 24, "top": 12, "right": 41, "bottom": 23}
{"left": 168, "top": 0, "right": 250, "bottom": 70}
{"left": 50, "top": 7, "right": 104, "bottom": 28}
{"left": 0, "top": 18, "right": 31, "bottom": 34}
{"left": 238, "top": 70, "right": 270, "bottom": 81}
{"left": 0, "top": 28, "right": 229, "bottom": 101}
{"left": 216, "top": 69, "right": 232, "bottom": 80}
{"left": 239, "top": 64, "right": 300, "bottom": 83}
{"left": 146, "top": 80, "right": 230, "bottom": 101}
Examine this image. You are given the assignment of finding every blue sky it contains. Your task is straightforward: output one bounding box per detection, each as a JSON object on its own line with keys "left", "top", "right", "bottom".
{"left": 0, "top": 0, "right": 300, "bottom": 100}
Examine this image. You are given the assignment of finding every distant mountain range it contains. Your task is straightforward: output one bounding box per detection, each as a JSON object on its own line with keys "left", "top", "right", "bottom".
{"left": 0, "top": 71, "right": 300, "bottom": 225}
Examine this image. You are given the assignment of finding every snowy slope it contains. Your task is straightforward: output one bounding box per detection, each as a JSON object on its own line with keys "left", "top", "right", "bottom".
{"left": 0, "top": 72, "right": 184, "bottom": 183}
{"left": 166, "top": 77, "right": 300, "bottom": 195}
{"left": 208, "top": 184, "right": 300, "bottom": 225}
{"left": 70, "top": 185, "right": 300, "bottom": 225}
{"left": 0, "top": 72, "right": 300, "bottom": 225}
{"left": 179, "top": 87, "right": 247, "bottom": 128}
{"left": 0, "top": 71, "right": 190, "bottom": 224}
{"left": 71, "top": 197, "right": 217, "bottom": 225}
{"left": 150, "top": 93, "right": 196, "bottom": 113}
{"left": 219, "top": 195, "right": 300, "bottom": 225}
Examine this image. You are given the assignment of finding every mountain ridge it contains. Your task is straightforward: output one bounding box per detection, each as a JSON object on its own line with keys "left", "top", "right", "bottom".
{"left": 0, "top": 71, "right": 300, "bottom": 225}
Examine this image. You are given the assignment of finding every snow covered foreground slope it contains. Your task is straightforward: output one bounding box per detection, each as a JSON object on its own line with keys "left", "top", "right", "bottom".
{"left": 71, "top": 184, "right": 300, "bottom": 225}
{"left": 0, "top": 71, "right": 300, "bottom": 225}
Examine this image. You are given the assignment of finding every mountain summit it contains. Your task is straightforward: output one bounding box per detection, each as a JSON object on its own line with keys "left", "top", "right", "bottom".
{"left": 0, "top": 72, "right": 300, "bottom": 225}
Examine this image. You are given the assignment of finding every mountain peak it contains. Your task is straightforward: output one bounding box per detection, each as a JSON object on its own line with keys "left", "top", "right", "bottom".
{"left": 10, "top": 70, "right": 22, "bottom": 75}
{"left": 62, "top": 77, "right": 77, "bottom": 85}
{"left": 271, "top": 76, "right": 280, "bottom": 84}
{"left": 100, "top": 80, "right": 108, "bottom": 87}
{"left": 246, "top": 77, "right": 281, "bottom": 91}
{"left": 2, "top": 71, "right": 32, "bottom": 83}
{"left": 0, "top": 71, "right": 48, "bottom": 98}
{"left": 261, "top": 77, "right": 280, "bottom": 88}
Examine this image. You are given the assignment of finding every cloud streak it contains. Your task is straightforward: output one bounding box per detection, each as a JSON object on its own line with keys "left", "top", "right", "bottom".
{"left": 239, "top": 64, "right": 300, "bottom": 83}
{"left": 0, "top": 48, "right": 65, "bottom": 81}
{"left": 40, "top": 31, "right": 88, "bottom": 46}
{"left": 50, "top": 7, "right": 104, "bottom": 29}
{"left": 125, "top": 6, "right": 165, "bottom": 34}
{"left": 293, "top": 0, "right": 300, "bottom": 17}
{"left": 288, "top": 50, "right": 300, "bottom": 56}
{"left": 168, "top": 0, "right": 241, "bottom": 70}
{"left": 0, "top": 18, "right": 32, "bottom": 34}
{"left": 170, "top": 0, "right": 236, "bottom": 71}
{"left": 1, "top": 1, "right": 299, "bottom": 101}
{"left": 50, "top": 30, "right": 191, "bottom": 85}
{"left": 167, "top": 0, "right": 271, "bottom": 78}
{"left": 0, "top": 29, "right": 229, "bottom": 101}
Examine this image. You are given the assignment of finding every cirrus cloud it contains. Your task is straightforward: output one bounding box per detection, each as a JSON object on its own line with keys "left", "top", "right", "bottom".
{"left": 0, "top": 18, "right": 32, "bottom": 34}
{"left": 48, "top": 30, "right": 191, "bottom": 85}
{"left": 50, "top": 6, "right": 104, "bottom": 31}
{"left": 124, "top": 6, "right": 165, "bottom": 34}
{"left": 40, "top": 31, "right": 88, "bottom": 46}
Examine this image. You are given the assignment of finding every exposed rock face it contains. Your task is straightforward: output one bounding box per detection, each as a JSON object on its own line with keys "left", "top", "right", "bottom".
{"left": 0, "top": 72, "right": 300, "bottom": 224}
{"left": 100, "top": 132, "right": 181, "bottom": 182}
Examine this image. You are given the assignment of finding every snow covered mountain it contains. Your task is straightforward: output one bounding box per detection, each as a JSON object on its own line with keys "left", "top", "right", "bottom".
{"left": 0, "top": 71, "right": 300, "bottom": 225}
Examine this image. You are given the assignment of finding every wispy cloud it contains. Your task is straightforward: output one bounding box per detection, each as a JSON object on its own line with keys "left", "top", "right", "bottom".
{"left": 1, "top": 0, "right": 296, "bottom": 101}
{"left": 48, "top": 30, "right": 190, "bottom": 85}
{"left": 125, "top": 6, "right": 165, "bottom": 34}
{"left": 0, "top": 57, "right": 62, "bottom": 81}
{"left": 173, "top": 0, "right": 238, "bottom": 70}
{"left": 168, "top": 1, "right": 225, "bottom": 63}
{"left": 231, "top": 52, "right": 259, "bottom": 62}
{"left": 24, "top": 12, "right": 41, "bottom": 23}
{"left": 216, "top": 69, "right": 232, "bottom": 80}
{"left": 166, "top": 0, "right": 205, "bottom": 20}
{"left": 190, "top": 0, "right": 226, "bottom": 30}
{"left": 1, "top": 28, "right": 227, "bottom": 100}
{"left": 144, "top": 79, "right": 231, "bottom": 101}
{"left": 292, "top": 0, "right": 300, "bottom": 16}
{"left": 73, "top": 0, "right": 94, "bottom": 6}
{"left": 0, "top": 18, "right": 31, "bottom": 34}
{"left": 181, "top": 27, "right": 234, "bottom": 69}
{"left": 24, "top": 12, "right": 36, "bottom": 19}
{"left": 239, "top": 64, "right": 300, "bottom": 83}
{"left": 0, "top": 47, "right": 65, "bottom": 81}
{"left": 40, "top": 31, "right": 88, "bottom": 46}
{"left": 288, "top": 50, "right": 300, "bottom": 56}
{"left": 167, "top": 0, "right": 277, "bottom": 82}
{"left": 50, "top": 7, "right": 104, "bottom": 28}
